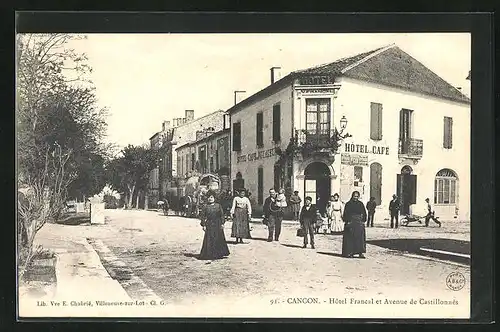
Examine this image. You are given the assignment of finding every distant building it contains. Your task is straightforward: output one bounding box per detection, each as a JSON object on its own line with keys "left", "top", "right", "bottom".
{"left": 148, "top": 110, "right": 229, "bottom": 203}
{"left": 175, "top": 127, "right": 231, "bottom": 196}
{"left": 228, "top": 44, "right": 470, "bottom": 220}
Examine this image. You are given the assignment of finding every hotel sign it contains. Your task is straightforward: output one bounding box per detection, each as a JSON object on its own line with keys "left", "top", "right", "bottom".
{"left": 299, "top": 75, "right": 335, "bottom": 85}
{"left": 237, "top": 147, "right": 277, "bottom": 163}
{"left": 344, "top": 143, "right": 390, "bottom": 155}
{"left": 341, "top": 154, "right": 368, "bottom": 166}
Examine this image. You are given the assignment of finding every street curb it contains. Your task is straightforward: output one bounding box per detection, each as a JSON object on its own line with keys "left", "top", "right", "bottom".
{"left": 87, "top": 238, "right": 163, "bottom": 302}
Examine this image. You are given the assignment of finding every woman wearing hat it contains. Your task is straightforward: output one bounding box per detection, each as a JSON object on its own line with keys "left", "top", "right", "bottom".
{"left": 199, "top": 190, "right": 230, "bottom": 260}
{"left": 230, "top": 188, "right": 252, "bottom": 244}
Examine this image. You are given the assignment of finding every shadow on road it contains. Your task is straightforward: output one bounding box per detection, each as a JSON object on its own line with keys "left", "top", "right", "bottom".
{"left": 317, "top": 251, "right": 344, "bottom": 258}
{"left": 366, "top": 238, "right": 470, "bottom": 264}
{"left": 55, "top": 213, "right": 90, "bottom": 226}
{"left": 249, "top": 237, "right": 270, "bottom": 242}
{"left": 281, "top": 243, "right": 304, "bottom": 249}
{"left": 183, "top": 253, "right": 201, "bottom": 259}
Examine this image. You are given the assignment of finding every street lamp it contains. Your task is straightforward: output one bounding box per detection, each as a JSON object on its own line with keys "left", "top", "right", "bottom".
{"left": 337, "top": 115, "right": 352, "bottom": 140}
{"left": 340, "top": 116, "right": 347, "bottom": 130}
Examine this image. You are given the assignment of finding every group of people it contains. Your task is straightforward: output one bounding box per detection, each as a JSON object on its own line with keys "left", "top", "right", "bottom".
{"left": 195, "top": 188, "right": 443, "bottom": 261}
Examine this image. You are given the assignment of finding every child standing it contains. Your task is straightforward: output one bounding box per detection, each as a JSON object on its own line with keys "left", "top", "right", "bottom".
{"left": 275, "top": 188, "right": 288, "bottom": 208}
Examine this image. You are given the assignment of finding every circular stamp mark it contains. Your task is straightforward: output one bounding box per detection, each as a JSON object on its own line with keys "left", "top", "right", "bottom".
{"left": 446, "top": 272, "right": 466, "bottom": 291}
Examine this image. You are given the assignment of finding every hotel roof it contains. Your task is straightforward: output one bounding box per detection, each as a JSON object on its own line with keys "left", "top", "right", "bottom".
{"left": 227, "top": 44, "right": 470, "bottom": 114}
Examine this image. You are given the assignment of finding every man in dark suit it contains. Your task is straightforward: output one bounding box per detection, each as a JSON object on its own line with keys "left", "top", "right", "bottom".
{"left": 299, "top": 196, "right": 317, "bottom": 249}
{"left": 389, "top": 194, "right": 400, "bottom": 229}
{"left": 263, "top": 188, "right": 284, "bottom": 242}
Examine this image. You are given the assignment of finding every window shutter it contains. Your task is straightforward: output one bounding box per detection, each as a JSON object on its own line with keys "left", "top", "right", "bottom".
{"left": 273, "top": 104, "right": 281, "bottom": 142}
{"left": 256, "top": 112, "right": 263, "bottom": 147}
{"left": 443, "top": 117, "right": 453, "bottom": 149}
{"left": 232, "top": 122, "right": 241, "bottom": 151}
{"left": 370, "top": 103, "right": 382, "bottom": 140}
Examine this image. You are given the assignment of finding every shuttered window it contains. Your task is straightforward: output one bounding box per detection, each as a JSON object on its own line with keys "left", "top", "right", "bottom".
{"left": 232, "top": 122, "right": 241, "bottom": 151}
{"left": 272, "top": 104, "right": 281, "bottom": 142}
{"left": 443, "top": 116, "right": 453, "bottom": 149}
{"left": 256, "top": 112, "right": 264, "bottom": 147}
{"left": 370, "top": 102, "right": 383, "bottom": 140}
{"left": 258, "top": 167, "right": 264, "bottom": 204}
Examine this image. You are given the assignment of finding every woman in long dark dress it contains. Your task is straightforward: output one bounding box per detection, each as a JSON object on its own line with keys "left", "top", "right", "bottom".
{"left": 199, "top": 191, "right": 230, "bottom": 260}
{"left": 342, "top": 191, "right": 367, "bottom": 258}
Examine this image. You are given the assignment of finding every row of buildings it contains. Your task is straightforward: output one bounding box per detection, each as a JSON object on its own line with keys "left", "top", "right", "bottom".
{"left": 147, "top": 44, "right": 471, "bottom": 220}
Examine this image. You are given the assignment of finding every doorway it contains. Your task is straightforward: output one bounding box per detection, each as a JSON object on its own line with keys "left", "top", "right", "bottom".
{"left": 396, "top": 165, "right": 417, "bottom": 215}
{"left": 304, "top": 162, "right": 331, "bottom": 215}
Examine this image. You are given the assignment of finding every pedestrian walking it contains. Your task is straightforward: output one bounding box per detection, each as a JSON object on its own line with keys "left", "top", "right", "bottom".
{"left": 289, "top": 191, "right": 302, "bottom": 221}
{"left": 230, "top": 189, "right": 252, "bottom": 244}
{"left": 299, "top": 196, "right": 316, "bottom": 249}
{"left": 199, "top": 191, "right": 230, "bottom": 260}
{"left": 366, "top": 197, "right": 377, "bottom": 227}
{"left": 263, "top": 188, "right": 284, "bottom": 242}
{"left": 424, "top": 198, "right": 442, "bottom": 227}
{"left": 342, "top": 191, "right": 367, "bottom": 259}
{"left": 326, "top": 193, "right": 344, "bottom": 233}
{"left": 389, "top": 194, "right": 400, "bottom": 229}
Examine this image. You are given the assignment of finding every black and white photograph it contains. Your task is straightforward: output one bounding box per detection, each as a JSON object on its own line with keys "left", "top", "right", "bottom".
{"left": 17, "top": 29, "right": 473, "bottom": 319}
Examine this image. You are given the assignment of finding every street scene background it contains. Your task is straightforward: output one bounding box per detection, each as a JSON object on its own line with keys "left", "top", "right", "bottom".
{"left": 17, "top": 31, "right": 471, "bottom": 319}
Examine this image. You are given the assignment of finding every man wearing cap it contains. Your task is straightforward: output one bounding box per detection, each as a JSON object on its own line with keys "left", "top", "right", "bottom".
{"left": 424, "top": 198, "right": 442, "bottom": 227}
{"left": 388, "top": 194, "right": 400, "bottom": 229}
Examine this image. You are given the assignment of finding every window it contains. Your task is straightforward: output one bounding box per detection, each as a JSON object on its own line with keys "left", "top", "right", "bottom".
{"left": 273, "top": 103, "right": 281, "bottom": 142}
{"left": 306, "top": 98, "right": 331, "bottom": 137}
{"left": 434, "top": 169, "right": 458, "bottom": 204}
{"left": 354, "top": 166, "right": 363, "bottom": 186}
{"left": 257, "top": 167, "right": 264, "bottom": 204}
{"left": 185, "top": 155, "right": 189, "bottom": 176}
{"left": 274, "top": 165, "right": 281, "bottom": 190}
{"left": 370, "top": 102, "right": 383, "bottom": 140}
{"left": 210, "top": 157, "right": 214, "bottom": 173}
{"left": 191, "top": 153, "right": 195, "bottom": 170}
{"left": 256, "top": 112, "right": 264, "bottom": 147}
{"left": 443, "top": 116, "right": 453, "bottom": 149}
{"left": 232, "top": 122, "right": 241, "bottom": 151}
{"left": 399, "top": 108, "right": 413, "bottom": 154}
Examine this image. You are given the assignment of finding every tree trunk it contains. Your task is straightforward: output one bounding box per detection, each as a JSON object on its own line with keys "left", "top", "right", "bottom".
{"left": 135, "top": 190, "right": 140, "bottom": 209}
{"left": 144, "top": 192, "right": 149, "bottom": 210}
{"left": 127, "top": 184, "right": 135, "bottom": 208}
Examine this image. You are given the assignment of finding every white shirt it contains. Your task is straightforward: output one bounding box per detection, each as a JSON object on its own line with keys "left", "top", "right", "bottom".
{"left": 230, "top": 196, "right": 252, "bottom": 216}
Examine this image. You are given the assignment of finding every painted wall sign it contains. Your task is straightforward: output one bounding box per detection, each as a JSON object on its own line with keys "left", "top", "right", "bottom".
{"left": 344, "top": 143, "right": 390, "bottom": 155}
{"left": 298, "top": 88, "right": 334, "bottom": 94}
{"left": 298, "top": 75, "right": 335, "bottom": 85}
{"left": 236, "top": 147, "right": 277, "bottom": 164}
{"left": 341, "top": 153, "right": 369, "bottom": 166}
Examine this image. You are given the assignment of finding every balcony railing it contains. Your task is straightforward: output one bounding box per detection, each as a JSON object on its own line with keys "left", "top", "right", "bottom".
{"left": 295, "top": 129, "right": 336, "bottom": 149}
{"left": 398, "top": 138, "right": 423, "bottom": 158}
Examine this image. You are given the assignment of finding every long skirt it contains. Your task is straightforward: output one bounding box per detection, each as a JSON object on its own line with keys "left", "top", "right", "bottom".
{"left": 342, "top": 219, "right": 366, "bottom": 256}
{"left": 330, "top": 211, "right": 344, "bottom": 232}
{"left": 199, "top": 225, "right": 230, "bottom": 260}
{"left": 231, "top": 207, "right": 250, "bottom": 238}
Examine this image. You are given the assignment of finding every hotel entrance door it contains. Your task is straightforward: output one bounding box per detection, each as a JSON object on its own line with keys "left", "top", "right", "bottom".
{"left": 304, "top": 162, "right": 331, "bottom": 215}
{"left": 397, "top": 165, "right": 417, "bottom": 215}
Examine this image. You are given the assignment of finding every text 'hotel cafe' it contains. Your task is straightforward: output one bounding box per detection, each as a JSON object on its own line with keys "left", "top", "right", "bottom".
{"left": 228, "top": 44, "right": 470, "bottom": 220}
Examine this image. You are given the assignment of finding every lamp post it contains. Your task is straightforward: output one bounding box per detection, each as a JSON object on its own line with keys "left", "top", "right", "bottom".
{"left": 337, "top": 115, "right": 352, "bottom": 140}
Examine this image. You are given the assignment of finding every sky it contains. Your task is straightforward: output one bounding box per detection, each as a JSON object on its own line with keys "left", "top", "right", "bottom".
{"left": 70, "top": 33, "right": 471, "bottom": 148}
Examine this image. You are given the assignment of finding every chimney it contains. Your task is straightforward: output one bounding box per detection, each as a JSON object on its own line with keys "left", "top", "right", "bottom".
{"left": 234, "top": 90, "right": 246, "bottom": 105}
{"left": 172, "top": 118, "right": 178, "bottom": 127}
{"left": 185, "top": 110, "right": 195, "bottom": 122}
{"left": 162, "top": 120, "right": 171, "bottom": 131}
{"left": 270, "top": 66, "right": 282, "bottom": 84}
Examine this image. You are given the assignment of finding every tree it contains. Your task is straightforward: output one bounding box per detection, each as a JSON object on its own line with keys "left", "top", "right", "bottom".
{"left": 17, "top": 33, "right": 108, "bottom": 276}
{"left": 105, "top": 145, "right": 158, "bottom": 209}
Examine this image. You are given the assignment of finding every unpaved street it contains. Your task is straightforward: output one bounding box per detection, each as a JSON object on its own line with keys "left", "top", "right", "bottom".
{"left": 31, "top": 209, "right": 470, "bottom": 318}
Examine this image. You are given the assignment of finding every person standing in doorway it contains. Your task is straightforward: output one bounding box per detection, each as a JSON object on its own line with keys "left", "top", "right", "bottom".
{"left": 299, "top": 196, "right": 316, "bottom": 249}
{"left": 327, "top": 193, "right": 344, "bottom": 234}
{"left": 230, "top": 189, "right": 252, "bottom": 244}
{"left": 289, "top": 191, "right": 302, "bottom": 221}
{"left": 263, "top": 188, "right": 284, "bottom": 242}
{"left": 389, "top": 194, "right": 400, "bottom": 229}
{"left": 341, "top": 191, "right": 367, "bottom": 258}
{"left": 366, "top": 197, "right": 377, "bottom": 227}
{"left": 424, "top": 198, "right": 442, "bottom": 227}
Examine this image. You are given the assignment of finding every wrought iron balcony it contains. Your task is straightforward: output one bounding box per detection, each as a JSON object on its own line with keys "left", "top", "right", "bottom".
{"left": 295, "top": 129, "right": 337, "bottom": 149}
{"left": 398, "top": 138, "right": 423, "bottom": 158}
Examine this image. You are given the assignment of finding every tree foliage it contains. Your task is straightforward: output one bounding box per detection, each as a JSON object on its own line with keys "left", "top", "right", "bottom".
{"left": 17, "top": 33, "right": 108, "bottom": 276}
{"left": 105, "top": 145, "right": 158, "bottom": 208}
